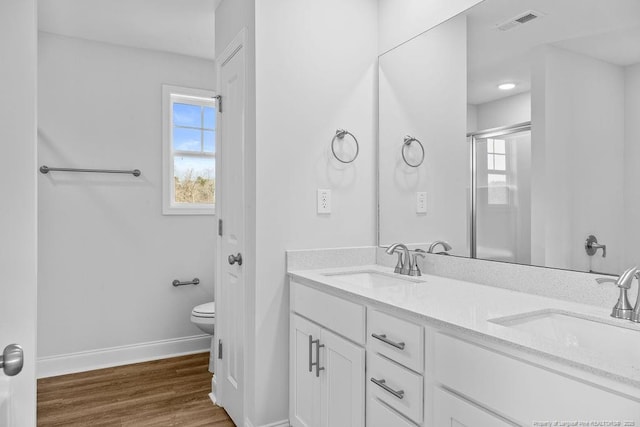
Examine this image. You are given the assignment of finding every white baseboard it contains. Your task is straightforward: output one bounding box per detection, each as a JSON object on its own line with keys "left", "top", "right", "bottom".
{"left": 37, "top": 334, "right": 212, "bottom": 378}
{"left": 209, "top": 374, "right": 219, "bottom": 405}
{"left": 209, "top": 392, "right": 218, "bottom": 405}
{"left": 245, "top": 419, "right": 289, "bottom": 427}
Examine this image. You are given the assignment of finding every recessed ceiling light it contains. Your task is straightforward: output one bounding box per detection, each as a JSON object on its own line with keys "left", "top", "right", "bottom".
{"left": 498, "top": 83, "right": 516, "bottom": 90}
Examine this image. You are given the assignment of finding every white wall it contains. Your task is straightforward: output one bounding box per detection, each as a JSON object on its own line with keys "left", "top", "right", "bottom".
{"left": 531, "top": 46, "right": 625, "bottom": 273}
{"left": 378, "top": 15, "right": 468, "bottom": 255}
{"left": 38, "top": 33, "right": 217, "bottom": 363}
{"left": 624, "top": 63, "right": 640, "bottom": 267}
{"left": 252, "top": 1, "right": 378, "bottom": 425}
{"left": 467, "top": 104, "right": 478, "bottom": 133}
{"left": 378, "top": 0, "right": 482, "bottom": 54}
{"left": 0, "top": 0, "right": 37, "bottom": 423}
{"left": 473, "top": 91, "right": 531, "bottom": 132}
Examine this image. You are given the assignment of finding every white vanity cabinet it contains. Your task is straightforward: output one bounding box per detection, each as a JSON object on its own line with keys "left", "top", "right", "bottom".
{"left": 289, "top": 275, "right": 640, "bottom": 427}
{"left": 433, "top": 388, "right": 512, "bottom": 426}
{"left": 431, "top": 332, "right": 640, "bottom": 425}
{"left": 290, "top": 282, "right": 366, "bottom": 427}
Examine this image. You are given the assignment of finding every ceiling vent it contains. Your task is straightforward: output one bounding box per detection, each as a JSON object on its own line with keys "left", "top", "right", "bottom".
{"left": 497, "top": 10, "right": 544, "bottom": 31}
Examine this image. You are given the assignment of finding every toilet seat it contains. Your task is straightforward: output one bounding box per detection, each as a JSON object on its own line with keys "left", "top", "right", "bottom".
{"left": 192, "top": 302, "right": 215, "bottom": 319}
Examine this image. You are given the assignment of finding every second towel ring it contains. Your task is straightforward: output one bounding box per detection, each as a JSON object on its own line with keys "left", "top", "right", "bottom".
{"left": 331, "top": 129, "right": 359, "bottom": 164}
{"left": 402, "top": 135, "right": 425, "bottom": 168}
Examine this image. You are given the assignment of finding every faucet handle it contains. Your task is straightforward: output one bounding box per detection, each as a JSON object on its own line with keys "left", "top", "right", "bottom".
{"left": 391, "top": 249, "right": 404, "bottom": 274}
{"left": 596, "top": 274, "right": 634, "bottom": 319}
{"left": 409, "top": 250, "right": 426, "bottom": 277}
{"left": 585, "top": 235, "right": 606, "bottom": 258}
{"left": 595, "top": 277, "right": 624, "bottom": 287}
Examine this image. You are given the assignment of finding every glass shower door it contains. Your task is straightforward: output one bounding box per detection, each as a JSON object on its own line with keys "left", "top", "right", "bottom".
{"left": 472, "top": 127, "right": 531, "bottom": 264}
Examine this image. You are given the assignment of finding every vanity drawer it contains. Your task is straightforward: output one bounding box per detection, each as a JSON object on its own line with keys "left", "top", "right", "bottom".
{"left": 434, "top": 333, "right": 640, "bottom": 423}
{"left": 367, "top": 353, "right": 423, "bottom": 425}
{"left": 368, "top": 397, "right": 416, "bottom": 427}
{"left": 291, "top": 281, "right": 365, "bottom": 345}
{"left": 368, "top": 309, "right": 423, "bottom": 373}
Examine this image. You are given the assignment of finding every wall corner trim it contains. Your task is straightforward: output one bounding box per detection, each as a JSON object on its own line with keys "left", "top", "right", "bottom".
{"left": 37, "top": 334, "right": 211, "bottom": 378}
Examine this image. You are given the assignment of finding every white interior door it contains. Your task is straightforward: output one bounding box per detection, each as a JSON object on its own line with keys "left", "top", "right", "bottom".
{"left": 216, "top": 34, "right": 246, "bottom": 426}
{"left": 0, "top": 1, "right": 38, "bottom": 425}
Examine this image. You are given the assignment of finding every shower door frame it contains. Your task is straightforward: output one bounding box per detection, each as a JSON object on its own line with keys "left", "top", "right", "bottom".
{"left": 468, "top": 121, "right": 532, "bottom": 259}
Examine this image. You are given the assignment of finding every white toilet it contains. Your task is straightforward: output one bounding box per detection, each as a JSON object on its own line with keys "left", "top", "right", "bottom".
{"left": 191, "top": 302, "right": 215, "bottom": 335}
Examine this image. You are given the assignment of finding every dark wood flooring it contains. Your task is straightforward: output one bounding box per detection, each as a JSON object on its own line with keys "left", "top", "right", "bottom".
{"left": 37, "top": 352, "right": 236, "bottom": 426}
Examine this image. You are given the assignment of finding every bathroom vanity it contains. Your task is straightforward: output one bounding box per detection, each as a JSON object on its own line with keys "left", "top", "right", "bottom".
{"left": 288, "top": 263, "right": 640, "bottom": 426}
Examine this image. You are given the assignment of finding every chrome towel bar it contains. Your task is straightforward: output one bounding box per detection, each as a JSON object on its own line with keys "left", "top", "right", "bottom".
{"left": 172, "top": 278, "right": 200, "bottom": 287}
{"left": 40, "top": 165, "right": 141, "bottom": 177}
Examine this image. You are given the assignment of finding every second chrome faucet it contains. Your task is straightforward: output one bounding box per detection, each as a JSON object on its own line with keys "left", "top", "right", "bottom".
{"left": 596, "top": 266, "right": 640, "bottom": 322}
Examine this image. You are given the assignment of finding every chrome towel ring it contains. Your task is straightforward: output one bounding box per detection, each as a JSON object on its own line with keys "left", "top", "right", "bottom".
{"left": 331, "top": 129, "right": 359, "bottom": 164}
{"left": 402, "top": 135, "right": 425, "bottom": 168}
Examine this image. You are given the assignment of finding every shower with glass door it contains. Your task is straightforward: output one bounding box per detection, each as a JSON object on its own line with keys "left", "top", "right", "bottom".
{"left": 469, "top": 122, "right": 532, "bottom": 265}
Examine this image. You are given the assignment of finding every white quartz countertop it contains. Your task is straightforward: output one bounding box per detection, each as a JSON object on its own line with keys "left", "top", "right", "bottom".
{"left": 288, "top": 264, "right": 640, "bottom": 390}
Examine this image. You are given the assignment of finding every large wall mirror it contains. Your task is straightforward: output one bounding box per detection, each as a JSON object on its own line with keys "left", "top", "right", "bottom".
{"left": 378, "top": 0, "right": 640, "bottom": 275}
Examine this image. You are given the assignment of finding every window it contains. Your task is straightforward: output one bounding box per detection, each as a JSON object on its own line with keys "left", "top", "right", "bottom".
{"left": 162, "top": 85, "right": 217, "bottom": 215}
{"left": 486, "top": 139, "right": 508, "bottom": 205}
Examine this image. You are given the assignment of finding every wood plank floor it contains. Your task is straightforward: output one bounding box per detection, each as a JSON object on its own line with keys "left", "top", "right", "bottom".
{"left": 37, "top": 353, "right": 236, "bottom": 426}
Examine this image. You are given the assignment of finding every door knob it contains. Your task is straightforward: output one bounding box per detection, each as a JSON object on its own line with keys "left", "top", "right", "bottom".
{"left": 0, "top": 344, "right": 23, "bottom": 377}
{"left": 228, "top": 253, "right": 243, "bottom": 266}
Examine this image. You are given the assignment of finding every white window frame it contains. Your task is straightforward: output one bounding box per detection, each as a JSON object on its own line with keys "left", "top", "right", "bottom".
{"left": 486, "top": 138, "right": 509, "bottom": 206}
{"left": 162, "top": 85, "right": 217, "bottom": 215}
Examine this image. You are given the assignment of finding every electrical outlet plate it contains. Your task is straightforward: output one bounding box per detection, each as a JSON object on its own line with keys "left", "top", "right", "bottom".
{"left": 416, "top": 192, "right": 427, "bottom": 214}
{"left": 317, "top": 189, "right": 331, "bottom": 214}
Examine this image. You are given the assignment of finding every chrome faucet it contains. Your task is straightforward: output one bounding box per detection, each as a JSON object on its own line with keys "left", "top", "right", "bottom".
{"left": 596, "top": 266, "right": 637, "bottom": 320}
{"left": 428, "top": 240, "right": 452, "bottom": 254}
{"left": 386, "top": 243, "right": 411, "bottom": 275}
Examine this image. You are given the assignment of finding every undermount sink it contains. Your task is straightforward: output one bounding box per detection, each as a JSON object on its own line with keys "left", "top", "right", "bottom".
{"left": 322, "top": 270, "right": 424, "bottom": 289}
{"left": 491, "top": 310, "right": 640, "bottom": 366}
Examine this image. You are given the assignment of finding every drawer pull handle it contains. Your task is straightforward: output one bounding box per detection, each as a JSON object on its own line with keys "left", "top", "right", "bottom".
{"left": 371, "top": 333, "right": 405, "bottom": 350}
{"left": 370, "top": 378, "right": 405, "bottom": 399}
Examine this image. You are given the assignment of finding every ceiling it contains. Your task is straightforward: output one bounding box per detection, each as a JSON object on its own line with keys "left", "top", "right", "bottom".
{"left": 38, "top": 0, "right": 218, "bottom": 60}
{"left": 466, "top": 0, "right": 640, "bottom": 104}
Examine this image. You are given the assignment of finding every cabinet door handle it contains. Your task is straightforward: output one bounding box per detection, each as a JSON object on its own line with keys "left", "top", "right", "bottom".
{"left": 308, "top": 335, "right": 314, "bottom": 373}
{"left": 312, "top": 339, "right": 325, "bottom": 377}
{"left": 371, "top": 333, "right": 405, "bottom": 350}
{"left": 370, "top": 378, "right": 404, "bottom": 399}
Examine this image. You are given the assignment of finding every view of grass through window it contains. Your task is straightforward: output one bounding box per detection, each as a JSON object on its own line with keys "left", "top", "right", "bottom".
{"left": 172, "top": 101, "right": 216, "bottom": 205}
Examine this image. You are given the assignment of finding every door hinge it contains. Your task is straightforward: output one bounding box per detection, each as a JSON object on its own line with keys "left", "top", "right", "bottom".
{"left": 218, "top": 219, "right": 223, "bottom": 236}
{"left": 214, "top": 95, "right": 222, "bottom": 113}
{"left": 218, "top": 339, "right": 223, "bottom": 360}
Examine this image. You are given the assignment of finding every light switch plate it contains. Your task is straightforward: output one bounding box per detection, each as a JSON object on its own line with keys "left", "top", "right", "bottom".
{"left": 416, "top": 192, "right": 427, "bottom": 214}
{"left": 317, "top": 189, "right": 331, "bottom": 214}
